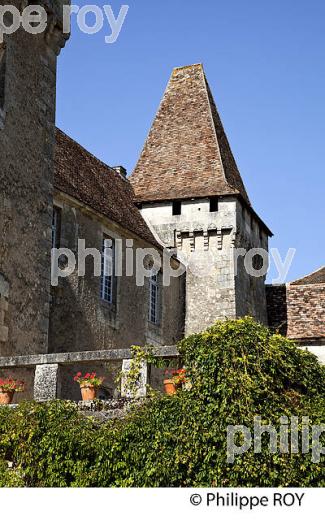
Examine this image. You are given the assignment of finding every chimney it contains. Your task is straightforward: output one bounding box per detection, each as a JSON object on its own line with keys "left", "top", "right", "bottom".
{"left": 112, "top": 166, "right": 127, "bottom": 178}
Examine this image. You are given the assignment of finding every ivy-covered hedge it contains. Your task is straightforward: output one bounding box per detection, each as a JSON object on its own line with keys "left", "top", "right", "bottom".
{"left": 0, "top": 318, "right": 324, "bottom": 487}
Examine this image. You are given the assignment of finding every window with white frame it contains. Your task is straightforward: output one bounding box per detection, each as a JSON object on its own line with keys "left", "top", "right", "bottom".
{"left": 149, "top": 272, "right": 160, "bottom": 324}
{"left": 100, "top": 237, "right": 115, "bottom": 304}
{"left": 52, "top": 206, "right": 61, "bottom": 249}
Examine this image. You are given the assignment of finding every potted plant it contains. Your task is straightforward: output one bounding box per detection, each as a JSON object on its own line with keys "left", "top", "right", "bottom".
{"left": 163, "top": 368, "right": 187, "bottom": 395}
{"left": 0, "top": 378, "right": 24, "bottom": 405}
{"left": 73, "top": 372, "right": 104, "bottom": 401}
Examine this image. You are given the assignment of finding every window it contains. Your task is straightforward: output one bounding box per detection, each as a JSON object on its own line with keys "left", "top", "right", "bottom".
{"left": 52, "top": 206, "right": 61, "bottom": 249}
{"left": 172, "top": 201, "right": 181, "bottom": 215}
{"left": 149, "top": 272, "right": 160, "bottom": 324}
{"left": 0, "top": 44, "right": 6, "bottom": 111}
{"left": 209, "top": 196, "right": 219, "bottom": 212}
{"left": 100, "top": 237, "right": 115, "bottom": 304}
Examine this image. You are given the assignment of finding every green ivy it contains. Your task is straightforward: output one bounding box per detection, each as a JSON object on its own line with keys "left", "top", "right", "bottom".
{"left": 0, "top": 318, "right": 324, "bottom": 487}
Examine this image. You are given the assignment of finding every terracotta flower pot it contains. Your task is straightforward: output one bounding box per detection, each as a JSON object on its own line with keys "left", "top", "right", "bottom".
{"left": 80, "top": 385, "right": 97, "bottom": 401}
{"left": 0, "top": 390, "right": 14, "bottom": 405}
{"left": 163, "top": 379, "right": 177, "bottom": 395}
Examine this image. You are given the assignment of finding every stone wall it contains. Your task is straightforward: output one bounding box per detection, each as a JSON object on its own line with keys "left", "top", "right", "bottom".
{"left": 49, "top": 193, "right": 185, "bottom": 355}
{"left": 141, "top": 197, "right": 237, "bottom": 334}
{"left": 266, "top": 284, "right": 287, "bottom": 335}
{"left": 0, "top": 1, "right": 68, "bottom": 356}
{"left": 235, "top": 201, "right": 268, "bottom": 324}
{"left": 141, "top": 196, "right": 269, "bottom": 334}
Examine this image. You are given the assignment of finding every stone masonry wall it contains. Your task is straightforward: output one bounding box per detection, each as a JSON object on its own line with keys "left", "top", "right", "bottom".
{"left": 49, "top": 193, "right": 185, "bottom": 355}
{"left": 141, "top": 196, "right": 269, "bottom": 334}
{"left": 141, "top": 197, "right": 237, "bottom": 334}
{"left": 266, "top": 284, "right": 287, "bottom": 335}
{"left": 235, "top": 201, "right": 268, "bottom": 324}
{"left": 0, "top": 1, "right": 68, "bottom": 356}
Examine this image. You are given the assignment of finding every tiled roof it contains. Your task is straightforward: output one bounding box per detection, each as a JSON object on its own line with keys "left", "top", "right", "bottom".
{"left": 286, "top": 284, "right": 325, "bottom": 340}
{"left": 130, "top": 64, "right": 250, "bottom": 204}
{"left": 54, "top": 129, "right": 160, "bottom": 248}
{"left": 291, "top": 266, "right": 325, "bottom": 286}
{"left": 266, "top": 267, "right": 325, "bottom": 341}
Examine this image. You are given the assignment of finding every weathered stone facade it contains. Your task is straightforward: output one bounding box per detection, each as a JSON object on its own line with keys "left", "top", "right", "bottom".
{"left": 0, "top": 0, "right": 69, "bottom": 357}
{"left": 132, "top": 64, "right": 271, "bottom": 333}
{"left": 49, "top": 191, "right": 185, "bottom": 354}
{"left": 0, "top": 21, "right": 323, "bottom": 405}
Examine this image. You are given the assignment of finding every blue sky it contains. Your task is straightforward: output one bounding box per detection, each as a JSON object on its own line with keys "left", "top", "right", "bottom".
{"left": 56, "top": 0, "right": 325, "bottom": 282}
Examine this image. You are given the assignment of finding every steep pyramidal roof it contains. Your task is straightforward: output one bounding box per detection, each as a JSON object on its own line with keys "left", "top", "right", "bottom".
{"left": 131, "top": 64, "right": 250, "bottom": 204}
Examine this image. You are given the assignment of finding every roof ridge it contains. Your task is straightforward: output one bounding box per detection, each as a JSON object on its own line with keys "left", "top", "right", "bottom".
{"left": 290, "top": 265, "right": 325, "bottom": 285}
{"left": 200, "top": 64, "right": 228, "bottom": 186}
{"left": 173, "top": 63, "right": 203, "bottom": 72}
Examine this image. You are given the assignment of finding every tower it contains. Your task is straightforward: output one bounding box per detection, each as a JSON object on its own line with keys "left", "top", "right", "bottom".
{"left": 131, "top": 64, "right": 272, "bottom": 335}
{"left": 0, "top": 1, "right": 69, "bottom": 356}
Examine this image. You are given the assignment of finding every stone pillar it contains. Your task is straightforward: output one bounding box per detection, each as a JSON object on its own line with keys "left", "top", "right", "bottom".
{"left": 121, "top": 359, "right": 148, "bottom": 398}
{"left": 34, "top": 363, "right": 60, "bottom": 401}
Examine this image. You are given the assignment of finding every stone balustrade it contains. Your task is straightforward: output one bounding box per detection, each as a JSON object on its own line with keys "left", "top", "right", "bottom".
{"left": 0, "top": 346, "right": 179, "bottom": 401}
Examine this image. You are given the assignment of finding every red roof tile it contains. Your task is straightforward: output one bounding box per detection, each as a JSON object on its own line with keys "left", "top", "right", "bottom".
{"left": 291, "top": 266, "right": 325, "bottom": 286}
{"left": 130, "top": 64, "right": 250, "bottom": 204}
{"left": 54, "top": 129, "right": 160, "bottom": 248}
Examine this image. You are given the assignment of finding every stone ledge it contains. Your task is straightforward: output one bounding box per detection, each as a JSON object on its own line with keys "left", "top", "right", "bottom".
{"left": 77, "top": 397, "right": 146, "bottom": 421}
{"left": 0, "top": 346, "right": 179, "bottom": 368}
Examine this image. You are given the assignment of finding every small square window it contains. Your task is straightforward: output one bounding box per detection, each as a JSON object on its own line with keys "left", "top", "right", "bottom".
{"left": 209, "top": 197, "right": 219, "bottom": 212}
{"left": 172, "top": 201, "right": 181, "bottom": 216}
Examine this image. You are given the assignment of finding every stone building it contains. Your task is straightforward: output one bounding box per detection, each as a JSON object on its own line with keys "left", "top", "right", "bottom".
{"left": 0, "top": 0, "right": 69, "bottom": 359}
{"left": 0, "top": 7, "right": 323, "bottom": 401}
{"left": 49, "top": 129, "right": 185, "bottom": 400}
{"left": 130, "top": 64, "right": 272, "bottom": 334}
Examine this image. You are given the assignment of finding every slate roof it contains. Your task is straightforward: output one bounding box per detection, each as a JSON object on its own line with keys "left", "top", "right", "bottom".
{"left": 130, "top": 64, "right": 250, "bottom": 204}
{"left": 54, "top": 129, "right": 160, "bottom": 248}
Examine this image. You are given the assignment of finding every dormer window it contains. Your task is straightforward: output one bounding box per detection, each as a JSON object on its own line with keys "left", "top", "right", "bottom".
{"left": 0, "top": 44, "right": 6, "bottom": 112}
{"left": 209, "top": 197, "right": 219, "bottom": 212}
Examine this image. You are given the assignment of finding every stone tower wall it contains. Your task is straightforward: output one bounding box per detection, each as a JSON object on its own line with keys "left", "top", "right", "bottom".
{"left": 0, "top": 1, "right": 69, "bottom": 356}
{"left": 234, "top": 201, "right": 269, "bottom": 324}
{"left": 141, "top": 197, "right": 236, "bottom": 335}
{"left": 141, "top": 196, "right": 269, "bottom": 334}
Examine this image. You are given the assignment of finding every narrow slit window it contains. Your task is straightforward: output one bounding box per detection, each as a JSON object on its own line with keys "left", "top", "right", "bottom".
{"left": 52, "top": 207, "right": 61, "bottom": 249}
{"left": 209, "top": 197, "right": 219, "bottom": 212}
{"left": 100, "top": 237, "right": 115, "bottom": 304}
{"left": 0, "top": 45, "right": 6, "bottom": 111}
{"left": 172, "top": 201, "right": 181, "bottom": 216}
